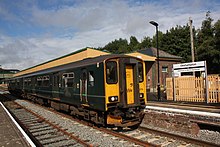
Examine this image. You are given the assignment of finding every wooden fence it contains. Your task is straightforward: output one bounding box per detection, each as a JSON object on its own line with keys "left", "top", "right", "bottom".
{"left": 166, "top": 75, "right": 220, "bottom": 103}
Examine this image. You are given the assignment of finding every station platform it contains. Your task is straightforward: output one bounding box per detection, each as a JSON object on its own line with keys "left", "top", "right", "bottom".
{"left": 0, "top": 101, "right": 32, "bottom": 147}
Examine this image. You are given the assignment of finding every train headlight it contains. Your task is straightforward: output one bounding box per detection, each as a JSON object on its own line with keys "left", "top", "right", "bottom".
{"left": 139, "top": 93, "right": 144, "bottom": 98}
{"left": 109, "top": 96, "right": 118, "bottom": 102}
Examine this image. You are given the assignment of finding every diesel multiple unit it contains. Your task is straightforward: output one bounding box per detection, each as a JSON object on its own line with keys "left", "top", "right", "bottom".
{"left": 8, "top": 54, "right": 147, "bottom": 128}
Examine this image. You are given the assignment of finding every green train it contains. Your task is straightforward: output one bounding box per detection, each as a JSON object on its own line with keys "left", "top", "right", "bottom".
{"left": 8, "top": 54, "right": 147, "bottom": 128}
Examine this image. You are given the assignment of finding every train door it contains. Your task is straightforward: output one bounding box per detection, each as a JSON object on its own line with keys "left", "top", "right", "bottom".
{"left": 119, "top": 58, "right": 139, "bottom": 107}
{"left": 125, "top": 65, "right": 135, "bottom": 104}
{"left": 80, "top": 69, "right": 88, "bottom": 105}
{"left": 52, "top": 73, "right": 60, "bottom": 98}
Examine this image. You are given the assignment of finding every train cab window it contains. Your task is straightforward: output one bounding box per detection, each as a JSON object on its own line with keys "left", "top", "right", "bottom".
{"left": 62, "top": 72, "right": 74, "bottom": 87}
{"left": 106, "top": 61, "right": 118, "bottom": 84}
{"left": 138, "top": 63, "right": 144, "bottom": 82}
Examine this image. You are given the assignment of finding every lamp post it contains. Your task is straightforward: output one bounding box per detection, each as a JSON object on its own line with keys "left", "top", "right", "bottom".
{"left": 149, "top": 21, "right": 160, "bottom": 101}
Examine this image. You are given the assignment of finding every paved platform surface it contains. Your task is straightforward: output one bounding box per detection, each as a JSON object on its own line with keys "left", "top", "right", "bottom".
{"left": 0, "top": 102, "right": 30, "bottom": 147}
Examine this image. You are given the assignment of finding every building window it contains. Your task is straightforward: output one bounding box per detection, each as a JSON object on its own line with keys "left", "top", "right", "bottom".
{"left": 162, "top": 66, "right": 168, "bottom": 73}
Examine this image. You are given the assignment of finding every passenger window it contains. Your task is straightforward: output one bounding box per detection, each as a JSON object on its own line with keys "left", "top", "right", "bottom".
{"left": 106, "top": 61, "right": 118, "bottom": 84}
{"left": 89, "top": 71, "right": 94, "bottom": 87}
{"left": 62, "top": 72, "right": 74, "bottom": 87}
{"left": 24, "top": 78, "right": 31, "bottom": 86}
{"left": 43, "top": 75, "right": 50, "bottom": 87}
{"left": 37, "top": 76, "right": 42, "bottom": 86}
{"left": 138, "top": 63, "right": 144, "bottom": 82}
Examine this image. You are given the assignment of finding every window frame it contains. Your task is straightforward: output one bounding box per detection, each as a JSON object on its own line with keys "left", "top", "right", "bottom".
{"left": 162, "top": 66, "right": 168, "bottom": 73}
{"left": 106, "top": 61, "right": 118, "bottom": 84}
{"left": 62, "top": 72, "right": 75, "bottom": 88}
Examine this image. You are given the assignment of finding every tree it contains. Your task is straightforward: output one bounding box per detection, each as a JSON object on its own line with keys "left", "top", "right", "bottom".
{"left": 128, "top": 36, "right": 140, "bottom": 52}
{"left": 140, "top": 36, "right": 152, "bottom": 49}
{"left": 102, "top": 38, "right": 129, "bottom": 54}
{"left": 160, "top": 25, "right": 192, "bottom": 62}
{"left": 152, "top": 31, "right": 163, "bottom": 50}
{"left": 214, "top": 20, "right": 220, "bottom": 51}
{"left": 196, "top": 11, "right": 219, "bottom": 73}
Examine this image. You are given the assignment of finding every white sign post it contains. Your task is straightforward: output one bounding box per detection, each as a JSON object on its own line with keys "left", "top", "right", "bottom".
{"left": 172, "top": 61, "right": 208, "bottom": 103}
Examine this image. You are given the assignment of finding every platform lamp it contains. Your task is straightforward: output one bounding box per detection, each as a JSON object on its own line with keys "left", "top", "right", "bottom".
{"left": 149, "top": 21, "right": 161, "bottom": 101}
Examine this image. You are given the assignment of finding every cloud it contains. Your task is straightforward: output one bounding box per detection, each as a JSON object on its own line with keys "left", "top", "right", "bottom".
{"left": 0, "top": 0, "right": 220, "bottom": 70}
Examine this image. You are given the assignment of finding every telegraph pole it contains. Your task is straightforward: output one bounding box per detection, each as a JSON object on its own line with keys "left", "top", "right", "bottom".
{"left": 189, "top": 17, "right": 195, "bottom": 62}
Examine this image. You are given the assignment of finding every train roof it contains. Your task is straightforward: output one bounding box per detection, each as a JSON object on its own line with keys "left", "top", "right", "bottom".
{"left": 13, "top": 54, "right": 142, "bottom": 79}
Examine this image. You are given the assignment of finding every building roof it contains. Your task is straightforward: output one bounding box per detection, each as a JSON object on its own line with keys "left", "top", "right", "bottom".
{"left": 125, "top": 52, "right": 156, "bottom": 61}
{"left": 14, "top": 47, "right": 109, "bottom": 77}
{"left": 137, "top": 47, "right": 182, "bottom": 59}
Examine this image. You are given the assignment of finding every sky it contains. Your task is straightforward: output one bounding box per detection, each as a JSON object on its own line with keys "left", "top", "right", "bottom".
{"left": 0, "top": 0, "right": 220, "bottom": 70}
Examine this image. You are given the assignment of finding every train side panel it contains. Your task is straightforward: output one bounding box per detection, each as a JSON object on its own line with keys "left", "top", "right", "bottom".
{"left": 8, "top": 55, "right": 147, "bottom": 128}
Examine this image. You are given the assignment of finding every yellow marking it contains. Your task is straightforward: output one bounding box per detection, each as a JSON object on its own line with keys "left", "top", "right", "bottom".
{"left": 107, "top": 115, "right": 122, "bottom": 125}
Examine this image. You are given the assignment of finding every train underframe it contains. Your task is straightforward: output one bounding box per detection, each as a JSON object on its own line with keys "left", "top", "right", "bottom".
{"left": 22, "top": 93, "right": 144, "bottom": 128}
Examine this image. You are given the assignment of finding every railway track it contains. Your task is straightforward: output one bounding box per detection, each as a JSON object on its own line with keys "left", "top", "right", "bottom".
{"left": 3, "top": 100, "right": 91, "bottom": 146}
{"left": 1, "top": 93, "right": 219, "bottom": 147}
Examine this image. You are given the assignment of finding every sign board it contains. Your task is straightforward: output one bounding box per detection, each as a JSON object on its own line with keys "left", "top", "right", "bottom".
{"left": 173, "top": 61, "right": 205, "bottom": 69}
{"left": 173, "top": 61, "right": 206, "bottom": 76}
